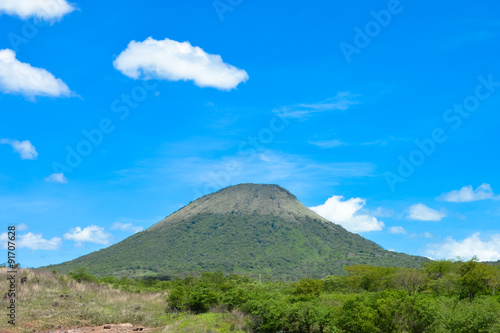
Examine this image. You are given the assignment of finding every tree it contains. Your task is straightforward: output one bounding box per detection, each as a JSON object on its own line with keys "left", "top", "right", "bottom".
{"left": 393, "top": 268, "right": 427, "bottom": 296}
{"left": 345, "top": 265, "right": 394, "bottom": 292}
{"left": 423, "top": 259, "right": 455, "bottom": 280}
{"left": 336, "top": 296, "right": 380, "bottom": 333}
{"left": 457, "top": 257, "right": 488, "bottom": 301}
{"left": 484, "top": 265, "right": 500, "bottom": 296}
{"left": 292, "top": 278, "right": 323, "bottom": 299}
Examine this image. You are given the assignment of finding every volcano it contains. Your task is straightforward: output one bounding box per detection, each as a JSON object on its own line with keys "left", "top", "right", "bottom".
{"left": 47, "top": 184, "right": 427, "bottom": 279}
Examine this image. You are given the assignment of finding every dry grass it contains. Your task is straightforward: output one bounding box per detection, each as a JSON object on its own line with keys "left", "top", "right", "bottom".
{"left": 0, "top": 268, "right": 167, "bottom": 333}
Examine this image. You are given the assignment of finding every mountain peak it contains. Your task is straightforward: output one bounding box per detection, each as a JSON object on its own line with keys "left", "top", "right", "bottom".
{"left": 150, "top": 183, "right": 325, "bottom": 231}
{"left": 47, "top": 183, "right": 428, "bottom": 279}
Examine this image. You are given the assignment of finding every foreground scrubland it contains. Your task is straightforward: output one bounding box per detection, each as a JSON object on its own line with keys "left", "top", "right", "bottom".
{"left": 1, "top": 258, "right": 500, "bottom": 332}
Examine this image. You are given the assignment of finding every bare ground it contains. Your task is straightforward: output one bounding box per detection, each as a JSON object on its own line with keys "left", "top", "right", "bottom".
{"left": 43, "top": 323, "right": 159, "bottom": 333}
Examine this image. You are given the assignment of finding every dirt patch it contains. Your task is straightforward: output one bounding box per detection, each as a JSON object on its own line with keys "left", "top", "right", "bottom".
{"left": 44, "top": 323, "right": 158, "bottom": 333}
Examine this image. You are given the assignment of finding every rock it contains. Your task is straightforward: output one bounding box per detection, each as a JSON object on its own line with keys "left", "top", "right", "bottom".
{"left": 103, "top": 325, "right": 111, "bottom": 329}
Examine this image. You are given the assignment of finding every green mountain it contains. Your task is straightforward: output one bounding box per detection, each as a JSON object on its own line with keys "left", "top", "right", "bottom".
{"left": 47, "top": 184, "right": 428, "bottom": 279}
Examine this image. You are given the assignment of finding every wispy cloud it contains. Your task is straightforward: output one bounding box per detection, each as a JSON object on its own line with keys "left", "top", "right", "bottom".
{"left": 388, "top": 226, "right": 406, "bottom": 234}
{"left": 113, "top": 37, "right": 248, "bottom": 90}
{"left": 0, "top": 49, "right": 73, "bottom": 99}
{"left": 0, "top": 139, "right": 38, "bottom": 159}
{"left": 439, "top": 183, "right": 497, "bottom": 202}
{"left": 427, "top": 233, "right": 500, "bottom": 261}
{"left": 0, "top": 0, "right": 76, "bottom": 21}
{"left": 119, "top": 149, "right": 374, "bottom": 197}
{"left": 179, "top": 150, "right": 374, "bottom": 191}
{"left": 310, "top": 195, "right": 384, "bottom": 232}
{"left": 16, "top": 223, "right": 29, "bottom": 231}
{"left": 273, "top": 92, "right": 359, "bottom": 119}
{"left": 63, "top": 225, "right": 111, "bottom": 246}
{"left": 407, "top": 203, "right": 446, "bottom": 221}
{"left": 370, "top": 207, "right": 395, "bottom": 218}
{"left": 410, "top": 232, "right": 434, "bottom": 239}
{"left": 308, "top": 139, "right": 347, "bottom": 148}
{"left": 110, "top": 222, "right": 144, "bottom": 233}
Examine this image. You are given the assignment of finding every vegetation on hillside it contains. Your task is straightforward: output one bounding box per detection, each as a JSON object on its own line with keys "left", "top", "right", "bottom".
{"left": 46, "top": 184, "right": 428, "bottom": 279}
{"left": 46, "top": 213, "right": 427, "bottom": 280}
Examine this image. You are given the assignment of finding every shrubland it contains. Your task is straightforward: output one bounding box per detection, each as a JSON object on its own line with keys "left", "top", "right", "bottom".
{"left": 1, "top": 257, "right": 500, "bottom": 332}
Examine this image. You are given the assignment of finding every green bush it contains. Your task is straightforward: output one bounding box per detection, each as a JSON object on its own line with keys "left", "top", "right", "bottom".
{"left": 439, "top": 297, "right": 500, "bottom": 333}
{"left": 292, "top": 278, "right": 324, "bottom": 299}
{"left": 185, "top": 282, "right": 221, "bottom": 313}
{"left": 68, "top": 267, "right": 99, "bottom": 283}
{"left": 335, "top": 296, "right": 380, "bottom": 333}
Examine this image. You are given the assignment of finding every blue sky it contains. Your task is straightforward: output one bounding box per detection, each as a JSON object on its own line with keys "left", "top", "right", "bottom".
{"left": 1, "top": 0, "right": 500, "bottom": 268}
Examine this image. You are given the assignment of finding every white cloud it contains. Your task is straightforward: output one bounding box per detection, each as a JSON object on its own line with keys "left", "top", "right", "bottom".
{"left": 18, "top": 232, "right": 62, "bottom": 250}
{"left": 110, "top": 222, "right": 144, "bottom": 233}
{"left": 45, "top": 173, "right": 68, "bottom": 184}
{"left": 0, "top": 0, "right": 76, "bottom": 21}
{"left": 113, "top": 37, "right": 248, "bottom": 90}
{"left": 1, "top": 231, "right": 61, "bottom": 250}
{"left": 407, "top": 203, "right": 446, "bottom": 221}
{"left": 427, "top": 233, "right": 500, "bottom": 261}
{"left": 440, "top": 183, "right": 496, "bottom": 202}
{"left": 63, "top": 225, "right": 111, "bottom": 245}
{"left": 310, "top": 195, "right": 384, "bottom": 232}
{"left": 0, "top": 139, "right": 38, "bottom": 159}
{"left": 273, "top": 92, "right": 358, "bottom": 119}
{"left": 388, "top": 226, "right": 406, "bottom": 234}
{"left": 0, "top": 49, "right": 72, "bottom": 98}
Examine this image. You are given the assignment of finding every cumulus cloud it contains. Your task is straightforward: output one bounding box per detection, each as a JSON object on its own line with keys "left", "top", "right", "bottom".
{"left": 273, "top": 92, "right": 358, "bottom": 119}
{"left": 0, "top": 0, "right": 76, "bottom": 21}
{"left": 440, "top": 183, "right": 496, "bottom": 202}
{"left": 407, "top": 203, "right": 446, "bottom": 221}
{"left": 45, "top": 173, "right": 68, "bottom": 184}
{"left": 63, "top": 225, "right": 111, "bottom": 245}
{"left": 110, "top": 222, "right": 144, "bottom": 233}
{"left": 1, "top": 231, "right": 61, "bottom": 250}
{"left": 113, "top": 37, "right": 248, "bottom": 90}
{"left": 19, "top": 232, "right": 62, "bottom": 250}
{"left": 0, "top": 139, "right": 38, "bottom": 159}
{"left": 0, "top": 49, "right": 72, "bottom": 98}
{"left": 310, "top": 195, "right": 384, "bottom": 232}
{"left": 388, "top": 226, "right": 406, "bottom": 234}
{"left": 427, "top": 233, "right": 500, "bottom": 261}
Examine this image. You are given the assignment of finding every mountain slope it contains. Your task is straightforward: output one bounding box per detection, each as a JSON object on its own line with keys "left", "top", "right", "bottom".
{"left": 47, "top": 184, "right": 428, "bottom": 279}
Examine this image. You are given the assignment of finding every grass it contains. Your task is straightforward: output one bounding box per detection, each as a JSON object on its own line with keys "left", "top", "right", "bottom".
{"left": 0, "top": 268, "right": 167, "bottom": 333}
